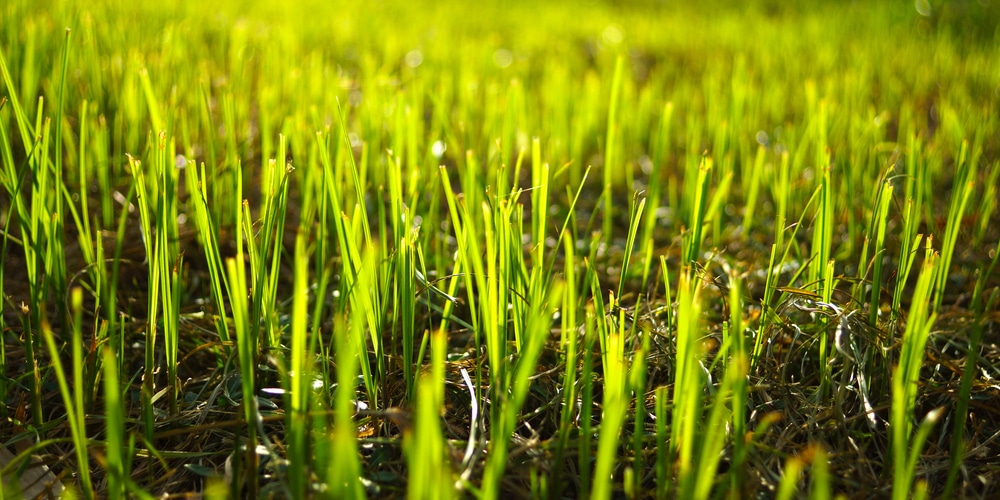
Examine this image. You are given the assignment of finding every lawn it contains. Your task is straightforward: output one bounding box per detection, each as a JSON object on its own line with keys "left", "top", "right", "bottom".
{"left": 1, "top": 0, "right": 999, "bottom": 498}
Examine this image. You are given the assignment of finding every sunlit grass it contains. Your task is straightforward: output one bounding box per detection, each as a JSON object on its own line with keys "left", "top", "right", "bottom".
{"left": 1, "top": 0, "right": 999, "bottom": 497}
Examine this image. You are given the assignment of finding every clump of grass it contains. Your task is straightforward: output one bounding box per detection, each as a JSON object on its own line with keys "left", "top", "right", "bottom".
{"left": 890, "top": 239, "right": 940, "bottom": 500}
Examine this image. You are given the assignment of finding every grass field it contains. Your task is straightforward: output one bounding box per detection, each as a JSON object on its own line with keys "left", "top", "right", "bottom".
{"left": 1, "top": 0, "right": 999, "bottom": 498}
